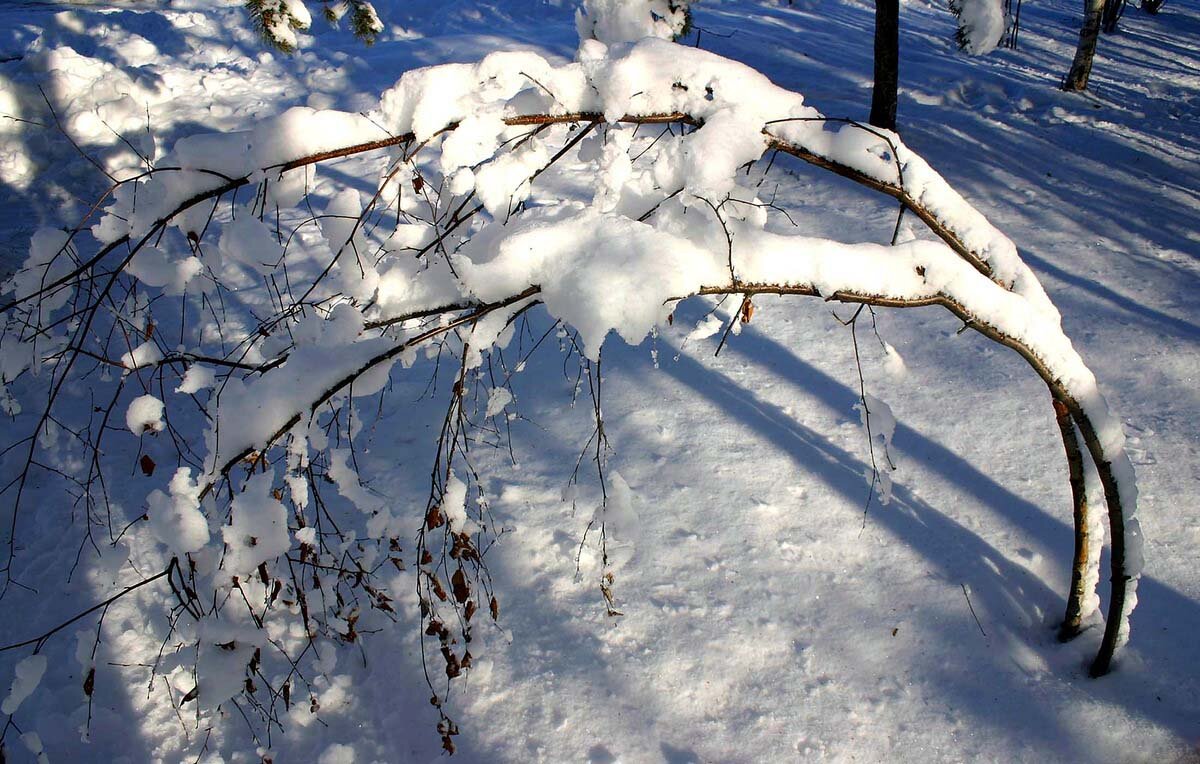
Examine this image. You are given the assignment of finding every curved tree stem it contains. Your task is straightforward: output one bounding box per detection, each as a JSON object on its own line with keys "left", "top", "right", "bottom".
{"left": 694, "top": 283, "right": 1133, "bottom": 675}
{"left": 1053, "top": 395, "right": 1091, "bottom": 642}
{"left": 1069, "top": 408, "right": 1129, "bottom": 677}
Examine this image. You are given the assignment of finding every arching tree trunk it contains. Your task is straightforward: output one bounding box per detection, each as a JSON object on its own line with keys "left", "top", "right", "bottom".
{"left": 1054, "top": 397, "right": 1092, "bottom": 642}
{"left": 870, "top": 0, "right": 899, "bottom": 131}
{"left": 1064, "top": 0, "right": 1107, "bottom": 91}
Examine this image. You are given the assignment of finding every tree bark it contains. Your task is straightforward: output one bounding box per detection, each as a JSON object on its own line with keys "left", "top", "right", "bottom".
{"left": 1064, "top": 0, "right": 1107, "bottom": 92}
{"left": 1053, "top": 397, "right": 1091, "bottom": 642}
{"left": 870, "top": 0, "right": 899, "bottom": 131}
{"left": 1102, "top": 0, "right": 1124, "bottom": 33}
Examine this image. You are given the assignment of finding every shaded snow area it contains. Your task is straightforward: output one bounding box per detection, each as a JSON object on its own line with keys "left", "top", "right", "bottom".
{"left": 1, "top": 0, "right": 1199, "bottom": 762}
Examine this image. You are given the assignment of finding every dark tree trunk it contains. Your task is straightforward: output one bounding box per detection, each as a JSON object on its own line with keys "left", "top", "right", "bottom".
{"left": 1101, "top": 0, "right": 1124, "bottom": 33}
{"left": 1064, "top": 0, "right": 1106, "bottom": 91}
{"left": 870, "top": 0, "right": 899, "bottom": 132}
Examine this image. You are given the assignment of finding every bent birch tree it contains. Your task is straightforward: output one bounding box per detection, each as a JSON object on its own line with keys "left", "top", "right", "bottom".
{"left": 0, "top": 29, "right": 1142, "bottom": 755}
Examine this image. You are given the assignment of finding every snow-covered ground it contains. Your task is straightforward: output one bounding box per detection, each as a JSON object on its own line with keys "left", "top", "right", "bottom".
{"left": 1, "top": 0, "right": 1198, "bottom": 762}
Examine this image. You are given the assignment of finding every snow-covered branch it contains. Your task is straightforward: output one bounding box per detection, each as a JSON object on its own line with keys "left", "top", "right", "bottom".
{"left": 0, "top": 34, "right": 1141, "bottom": 754}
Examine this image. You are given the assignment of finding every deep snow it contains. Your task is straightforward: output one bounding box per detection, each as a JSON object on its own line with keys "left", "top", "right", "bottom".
{"left": 0, "top": 0, "right": 1198, "bottom": 762}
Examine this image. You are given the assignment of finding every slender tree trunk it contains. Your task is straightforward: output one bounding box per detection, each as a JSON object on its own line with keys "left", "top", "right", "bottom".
{"left": 1053, "top": 397, "right": 1091, "bottom": 642}
{"left": 1101, "top": 0, "right": 1124, "bottom": 33}
{"left": 1064, "top": 0, "right": 1107, "bottom": 92}
{"left": 870, "top": 0, "right": 899, "bottom": 131}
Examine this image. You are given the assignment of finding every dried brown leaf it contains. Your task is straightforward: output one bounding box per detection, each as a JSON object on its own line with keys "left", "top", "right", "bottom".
{"left": 451, "top": 568, "right": 470, "bottom": 604}
{"left": 426, "top": 506, "right": 444, "bottom": 530}
{"left": 740, "top": 298, "right": 755, "bottom": 323}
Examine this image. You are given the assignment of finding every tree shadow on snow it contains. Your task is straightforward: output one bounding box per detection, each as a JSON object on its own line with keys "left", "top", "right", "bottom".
{"left": 642, "top": 304, "right": 1200, "bottom": 751}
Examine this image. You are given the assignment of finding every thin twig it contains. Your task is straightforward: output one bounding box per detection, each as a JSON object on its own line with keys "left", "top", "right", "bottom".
{"left": 961, "top": 583, "right": 987, "bottom": 637}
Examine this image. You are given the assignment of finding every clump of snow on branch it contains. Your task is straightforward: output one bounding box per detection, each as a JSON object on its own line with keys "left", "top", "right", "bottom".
{"left": 221, "top": 471, "right": 290, "bottom": 583}
{"left": 247, "top": 0, "right": 313, "bottom": 51}
{"left": 459, "top": 208, "right": 723, "bottom": 359}
{"left": 3, "top": 228, "right": 73, "bottom": 330}
{"left": 577, "top": 0, "right": 692, "bottom": 44}
{"left": 1079, "top": 485, "right": 1106, "bottom": 621}
{"left": 124, "top": 246, "right": 203, "bottom": 294}
{"left": 125, "top": 394, "right": 165, "bottom": 434}
{"left": 950, "top": 0, "right": 1006, "bottom": 55}
{"left": 596, "top": 470, "right": 639, "bottom": 570}
{"left": 1, "top": 654, "right": 47, "bottom": 715}
{"left": 855, "top": 393, "right": 898, "bottom": 505}
{"left": 146, "top": 468, "right": 209, "bottom": 555}
{"left": 120, "top": 340, "right": 162, "bottom": 371}
{"left": 176, "top": 365, "right": 215, "bottom": 394}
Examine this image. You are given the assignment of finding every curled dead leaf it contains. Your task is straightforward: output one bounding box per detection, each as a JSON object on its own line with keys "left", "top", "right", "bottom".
{"left": 431, "top": 575, "right": 448, "bottom": 602}
{"left": 740, "top": 297, "right": 755, "bottom": 323}
{"left": 451, "top": 568, "right": 470, "bottom": 603}
{"left": 426, "top": 506, "right": 445, "bottom": 530}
